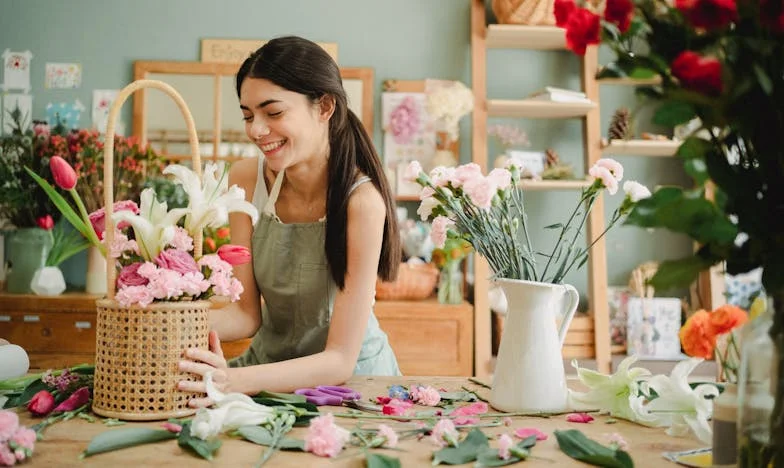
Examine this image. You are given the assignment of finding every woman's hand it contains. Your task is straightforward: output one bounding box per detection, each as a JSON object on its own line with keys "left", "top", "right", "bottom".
{"left": 178, "top": 330, "right": 231, "bottom": 408}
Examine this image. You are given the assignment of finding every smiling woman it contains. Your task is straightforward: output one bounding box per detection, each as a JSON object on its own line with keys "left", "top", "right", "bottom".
{"left": 132, "top": 60, "right": 374, "bottom": 164}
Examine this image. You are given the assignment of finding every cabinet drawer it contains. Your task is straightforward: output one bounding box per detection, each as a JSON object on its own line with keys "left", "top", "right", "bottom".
{"left": 0, "top": 312, "right": 96, "bottom": 354}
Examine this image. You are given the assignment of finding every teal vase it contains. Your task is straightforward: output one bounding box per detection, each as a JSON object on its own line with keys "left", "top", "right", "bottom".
{"left": 5, "top": 227, "right": 52, "bottom": 294}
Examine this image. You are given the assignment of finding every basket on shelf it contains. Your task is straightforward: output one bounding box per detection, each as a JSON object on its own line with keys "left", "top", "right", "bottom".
{"left": 375, "top": 262, "right": 439, "bottom": 301}
{"left": 492, "top": 0, "right": 557, "bottom": 26}
{"left": 91, "top": 79, "right": 210, "bottom": 421}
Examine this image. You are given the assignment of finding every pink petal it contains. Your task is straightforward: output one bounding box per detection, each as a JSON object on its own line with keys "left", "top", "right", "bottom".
{"left": 566, "top": 412, "right": 595, "bottom": 423}
{"left": 514, "top": 427, "right": 549, "bottom": 440}
{"left": 453, "top": 416, "right": 479, "bottom": 426}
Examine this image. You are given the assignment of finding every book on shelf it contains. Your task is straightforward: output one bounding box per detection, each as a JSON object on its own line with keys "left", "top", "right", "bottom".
{"left": 527, "top": 86, "right": 591, "bottom": 104}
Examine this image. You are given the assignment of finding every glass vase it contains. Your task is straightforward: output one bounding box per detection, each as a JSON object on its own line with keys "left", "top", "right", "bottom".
{"left": 438, "top": 261, "right": 463, "bottom": 304}
{"left": 736, "top": 295, "right": 780, "bottom": 468}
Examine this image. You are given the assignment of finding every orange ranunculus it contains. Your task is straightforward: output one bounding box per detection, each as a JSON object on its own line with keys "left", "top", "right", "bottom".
{"left": 679, "top": 309, "right": 718, "bottom": 359}
{"left": 709, "top": 304, "right": 748, "bottom": 335}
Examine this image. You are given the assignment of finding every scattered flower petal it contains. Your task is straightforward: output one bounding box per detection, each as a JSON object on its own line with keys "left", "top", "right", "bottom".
{"left": 566, "top": 412, "right": 595, "bottom": 423}
{"left": 514, "top": 427, "right": 548, "bottom": 440}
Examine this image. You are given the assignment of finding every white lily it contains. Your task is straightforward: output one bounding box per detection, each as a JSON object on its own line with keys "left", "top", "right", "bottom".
{"left": 163, "top": 163, "right": 258, "bottom": 236}
{"left": 190, "top": 371, "right": 276, "bottom": 440}
{"left": 112, "top": 188, "right": 188, "bottom": 260}
{"left": 569, "top": 355, "right": 657, "bottom": 424}
{"left": 638, "top": 357, "right": 719, "bottom": 444}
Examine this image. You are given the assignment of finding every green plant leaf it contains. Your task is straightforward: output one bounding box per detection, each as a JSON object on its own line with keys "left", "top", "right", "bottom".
{"left": 178, "top": 422, "right": 222, "bottom": 460}
{"left": 475, "top": 447, "right": 526, "bottom": 467}
{"left": 17, "top": 378, "right": 48, "bottom": 406}
{"left": 649, "top": 256, "right": 718, "bottom": 291}
{"left": 675, "top": 137, "right": 712, "bottom": 185}
{"left": 23, "top": 167, "right": 95, "bottom": 245}
{"left": 439, "top": 391, "right": 478, "bottom": 402}
{"left": 652, "top": 101, "right": 696, "bottom": 127}
{"left": 432, "top": 428, "right": 489, "bottom": 465}
{"left": 367, "top": 452, "right": 402, "bottom": 468}
{"left": 554, "top": 429, "right": 634, "bottom": 468}
{"left": 253, "top": 391, "right": 308, "bottom": 404}
{"left": 82, "top": 428, "right": 177, "bottom": 457}
{"left": 752, "top": 64, "right": 773, "bottom": 95}
{"left": 237, "top": 425, "right": 305, "bottom": 451}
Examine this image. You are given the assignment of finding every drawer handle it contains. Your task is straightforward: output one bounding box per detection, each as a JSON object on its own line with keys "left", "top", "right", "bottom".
{"left": 0, "top": 315, "right": 9, "bottom": 322}
{"left": 75, "top": 321, "right": 92, "bottom": 329}
{"left": 23, "top": 315, "right": 40, "bottom": 322}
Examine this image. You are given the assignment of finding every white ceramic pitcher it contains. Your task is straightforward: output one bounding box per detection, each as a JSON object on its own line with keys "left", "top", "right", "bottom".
{"left": 490, "top": 278, "right": 579, "bottom": 413}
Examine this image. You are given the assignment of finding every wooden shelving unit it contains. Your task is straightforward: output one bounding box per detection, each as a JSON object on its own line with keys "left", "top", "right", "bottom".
{"left": 487, "top": 100, "right": 596, "bottom": 119}
{"left": 471, "top": 0, "right": 612, "bottom": 377}
{"left": 601, "top": 139, "right": 681, "bottom": 157}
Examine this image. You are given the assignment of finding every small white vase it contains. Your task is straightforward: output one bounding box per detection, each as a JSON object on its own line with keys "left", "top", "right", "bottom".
{"left": 490, "top": 278, "right": 579, "bottom": 413}
{"left": 85, "top": 245, "right": 107, "bottom": 295}
{"left": 30, "top": 266, "right": 66, "bottom": 296}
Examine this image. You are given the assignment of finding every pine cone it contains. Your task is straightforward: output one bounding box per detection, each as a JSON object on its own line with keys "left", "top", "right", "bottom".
{"left": 608, "top": 107, "right": 631, "bottom": 140}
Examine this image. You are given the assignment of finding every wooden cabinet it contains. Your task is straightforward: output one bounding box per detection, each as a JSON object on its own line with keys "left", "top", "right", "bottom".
{"left": 0, "top": 293, "right": 473, "bottom": 376}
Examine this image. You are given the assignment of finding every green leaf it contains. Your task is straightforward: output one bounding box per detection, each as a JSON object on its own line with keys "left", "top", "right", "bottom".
{"left": 653, "top": 101, "right": 696, "bottom": 127}
{"left": 23, "top": 167, "right": 95, "bottom": 244}
{"left": 649, "top": 256, "right": 718, "bottom": 291}
{"left": 253, "top": 391, "right": 307, "bottom": 404}
{"left": 433, "top": 428, "right": 489, "bottom": 465}
{"left": 17, "top": 379, "right": 48, "bottom": 406}
{"left": 178, "top": 422, "right": 222, "bottom": 460}
{"left": 543, "top": 223, "right": 563, "bottom": 230}
{"left": 475, "top": 447, "right": 526, "bottom": 467}
{"left": 675, "top": 137, "right": 712, "bottom": 185}
{"left": 367, "top": 452, "right": 402, "bottom": 468}
{"left": 82, "top": 428, "right": 177, "bottom": 457}
{"left": 554, "top": 430, "right": 634, "bottom": 468}
{"left": 752, "top": 64, "right": 773, "bottom": 95}
{"left": 237, "top": 425, "right": 305, "bottom": 451}
{"left": 439, "top": 391, "right": 478, "bottom": 402}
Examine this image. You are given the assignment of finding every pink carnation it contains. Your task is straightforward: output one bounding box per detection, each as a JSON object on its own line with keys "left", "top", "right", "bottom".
{"left": 430, "top": 216, "right": 455, "bottom": 248}
{"left": 168, "top": 227, "right": 194, "bottom": 252}
{"left": 88, "top": 200, "right": 139, "bottom": 238}
{"left": 156, "top": 249, "right": 199, "bottom": 275}
{"left": 0, "top": 412, "right": 19, "bottom": 442}
{"left": 498, "top": 433, "right": 514, "bottom": 460}
{"left": 588, "top": 165, "right": 619, "bottom": 195}
{"left": 10, "top": 428, "right": 36, "bottom": 451}
{"left": 304, "top": 413, "right": 350, "bottom": 458}
{"left": 463, "top": 176, "right": 497, "bottom": 209}
{"left": 430, "top": 418, "right": 459, "bottom": 447}
{"left": 451, "top": 163, "right": 483, "bottom": 188}
{"left": 404, "top": 161, "right": 424, "bottom": 182}
{"left": 377, "top": 424, "right": 398, "bottom": 448}
{"left": 382, "top": 398, "right": 414, "bottom": 416}
{"left": 595, "top": 158, "right": 623, "bottom": 181}
{"left": 414, "top": 386, "right": 441, "bottom": 406}
{"left": 0, "top": 444, "right": 15, "bottom": 467}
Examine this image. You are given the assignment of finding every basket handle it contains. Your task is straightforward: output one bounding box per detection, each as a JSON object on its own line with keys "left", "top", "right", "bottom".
{"left": 103, "top": 79, "right": 203, "bottom": 299}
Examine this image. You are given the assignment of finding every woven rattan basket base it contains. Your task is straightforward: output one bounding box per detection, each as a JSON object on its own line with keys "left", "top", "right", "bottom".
{"left": 92, "top": 299, "right": 210, "bottom": 421}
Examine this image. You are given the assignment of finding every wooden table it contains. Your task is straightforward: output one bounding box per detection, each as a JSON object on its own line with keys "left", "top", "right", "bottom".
{"left": 16, "top": 376, "right": 702, "bottom": 467}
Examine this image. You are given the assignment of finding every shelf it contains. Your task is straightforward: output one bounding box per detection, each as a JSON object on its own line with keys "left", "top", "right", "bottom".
{"left": 486, "top": 24, "right": 566, "bottom": 50}
{"left": 598, "top": 76, "right": 662, "bottom": 86}
{"left": 519, "top": 179, "right": 591, "bottom": 190}
{"left": 601, "top": 139, "right": 681, "bottom": 157}
{"left": 487, "top": 99, "right": 596, "bottom": 118}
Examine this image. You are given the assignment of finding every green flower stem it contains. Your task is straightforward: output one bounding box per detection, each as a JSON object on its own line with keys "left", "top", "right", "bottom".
{"left": 310, "top": 409, "right": 579, "bottom": 421}
{"left": 69, "top": 188, "right": 105, "bottom": 255}
{"left": 541, "top": 187, "right": 594, "bottom": 282}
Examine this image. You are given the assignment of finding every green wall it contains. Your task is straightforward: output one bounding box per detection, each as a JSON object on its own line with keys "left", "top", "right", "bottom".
{"left": 0, "top": 0, "right": 692, "bottom": 299}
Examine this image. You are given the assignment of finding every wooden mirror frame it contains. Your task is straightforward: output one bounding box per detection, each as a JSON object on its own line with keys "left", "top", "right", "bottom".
{"left": 132, "top": 60, "right": 374, "bottom": 161}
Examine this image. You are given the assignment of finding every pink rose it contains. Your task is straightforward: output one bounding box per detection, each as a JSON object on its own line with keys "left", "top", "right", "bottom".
{"left": 0, "top": 411, "right": 19, "bottom": 441}
{"left": 216, "top": 244, "right": 251, "bottom": 266}
{"left": 117, "top": 262, "right": 149, "bottom": 288}
{"left": 88, "top": 200, "right": 139, "bottom": 238}
{"left": 156, "top": 249, "right": 199, "bottom": 274}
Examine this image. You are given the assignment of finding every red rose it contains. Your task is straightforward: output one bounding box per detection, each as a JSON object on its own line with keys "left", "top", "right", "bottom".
{"left": 760, "top": 0, "right": 784, "bottom": 33}
{"left": 217, "top": 244, "right": 251, "bottom": 266}
{"left": 565, "top": 8, "right": 601, "bottom": 55}
{"left": 53, "top": 386, "right": 91, "bottom": 413}
{"left": 554, "top": 0, "right": 577, "bottom": 27}
{"left": 671, "top": 51, "right": 723, "bottom": 95}
{"left": 49, "top": 156, "right": 77, "bottom": 190}
{"left": 155, "top": 248, "right": 199, "bottom": 274}
{"left": 675, "top": 0, "right": 737, "bottom": 29}
{"left": 36, "top": 215, "right": 54, "bottom": 231}
{"left": 27, "top": 390, "right": 56, "bottom": 417}
{"left": 117, "top": 262, "right": 149, "bottom": 288}
{"left": 604, "top": 0, "right": 635, "bottom": 33}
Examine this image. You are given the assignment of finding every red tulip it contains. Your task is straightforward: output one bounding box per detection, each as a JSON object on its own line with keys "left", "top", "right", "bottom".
{"left": 27, "top": 390, "right": 56, "bottom": 416}
{"left": 49, "top": 156, "right": 77, "bottom": 190}
{"left": 53, "top": 386, "right": 90, "bottom": 413}
{"left": 36, "top": 215, "right": 54, "bottom": 230}
{"left": 217, "top": 244, "right": 251, "bottom": 266}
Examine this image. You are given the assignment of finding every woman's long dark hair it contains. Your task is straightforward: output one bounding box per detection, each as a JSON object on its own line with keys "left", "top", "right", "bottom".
{"left": 236, "top": 36, "right": 400, "bottom": 288}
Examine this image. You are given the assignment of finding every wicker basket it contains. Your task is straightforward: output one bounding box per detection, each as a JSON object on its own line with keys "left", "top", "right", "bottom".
{"left": 375, "top": 262, "right": 439, "bottom": 301}
{"left": 91, "top": 79, "right": 209, "bottom": 421}
{"left": 492, "top": 0, "right": 556, "bottom": 25}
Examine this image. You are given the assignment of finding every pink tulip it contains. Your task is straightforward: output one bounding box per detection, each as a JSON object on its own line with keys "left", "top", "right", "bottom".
{"left": 53, "top": 386, "right": 90, "bottom": 413}
{"left": 27, "top": 390, "right": 56, "bottom": 417}
{"left": 217, "top": 244, "right": 251, "bottom": 266}
{"left": 49, "top": 156, "right": 77, "bottom": 190}
{"left": 36, "top": 215, "right": 54, "bottom": 230}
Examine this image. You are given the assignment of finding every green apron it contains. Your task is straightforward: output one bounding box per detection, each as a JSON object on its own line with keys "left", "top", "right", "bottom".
{"left": 229, "top": 159, "right": 401, "bottom": 376}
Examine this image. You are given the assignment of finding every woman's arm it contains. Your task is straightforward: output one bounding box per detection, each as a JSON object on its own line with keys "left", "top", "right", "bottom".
{"left": 207, "top": 158, "right": 262, "bottom": 341}
{"left": 181, "top": 181, "right": 386, "bottom": 402}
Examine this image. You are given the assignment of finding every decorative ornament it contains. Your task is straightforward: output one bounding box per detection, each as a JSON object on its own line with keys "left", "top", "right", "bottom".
{"left": 608, "top": 107, "right": 632, "bottom": 140}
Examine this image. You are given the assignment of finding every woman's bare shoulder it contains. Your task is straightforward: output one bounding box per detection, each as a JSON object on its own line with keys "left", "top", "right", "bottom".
{"left": 229, "top": 157, "right": 259, "bottom": 200}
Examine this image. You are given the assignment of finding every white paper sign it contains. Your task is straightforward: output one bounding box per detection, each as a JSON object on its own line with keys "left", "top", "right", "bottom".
{"left": 2, "top": 94, "right": 33, "bottom": 134}
{"left": 626, "top": 297, "right": 683, "bottom": 359}
{"left": 1, "top": 49, "right": 33, "bottom": 93}
{"left": 45, "top": 62, "right": 82, "bottom": 89}
{"left": 92, "top": 89, "right": 119, "bottom": 133}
